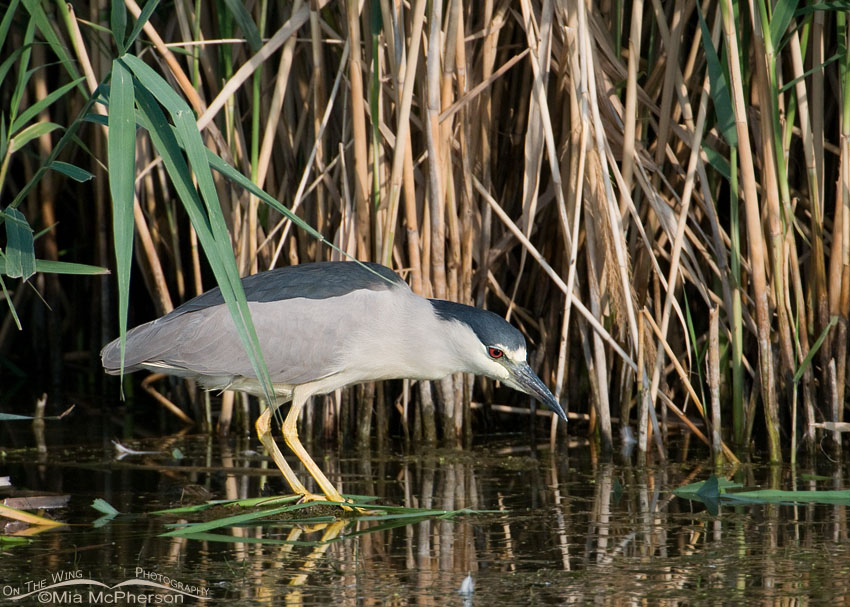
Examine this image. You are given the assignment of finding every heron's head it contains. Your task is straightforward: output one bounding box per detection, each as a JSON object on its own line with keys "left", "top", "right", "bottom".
{"left": 429, "top": 300, "right": 568, "bottom": 424}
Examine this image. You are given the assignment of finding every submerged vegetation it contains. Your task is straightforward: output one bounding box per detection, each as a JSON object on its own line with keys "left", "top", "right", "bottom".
{"left": 1, "top": 0, "right": 849, "bottom": 462}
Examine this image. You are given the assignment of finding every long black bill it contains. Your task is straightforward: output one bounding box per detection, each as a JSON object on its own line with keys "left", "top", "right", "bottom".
{"left": 509, "top": 362, "right": 568, "bottom": 423}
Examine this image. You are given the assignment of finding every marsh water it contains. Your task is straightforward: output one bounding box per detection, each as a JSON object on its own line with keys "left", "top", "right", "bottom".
{"left": 2, "top": 405, "right": 850, "bottom": 606}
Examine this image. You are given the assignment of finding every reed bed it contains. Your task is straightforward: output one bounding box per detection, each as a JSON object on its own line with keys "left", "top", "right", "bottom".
{"left": 1, "top": 0, "right": 849, "bottom": 461}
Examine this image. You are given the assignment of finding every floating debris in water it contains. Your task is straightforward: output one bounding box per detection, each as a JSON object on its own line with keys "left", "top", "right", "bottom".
{"left": 4, "top": 495, "right": 70, "bottom": 510}
{"left": 111, "top": 440, "right": 163, "bottom": 459}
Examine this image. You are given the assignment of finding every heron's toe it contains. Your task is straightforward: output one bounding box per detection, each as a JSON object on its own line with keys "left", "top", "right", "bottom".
{"left": 294, "top": 492, "right": 360, "bottom": 512}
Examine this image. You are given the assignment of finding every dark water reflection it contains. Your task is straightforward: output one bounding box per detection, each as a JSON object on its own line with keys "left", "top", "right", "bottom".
{"left": 2, "top": 416, "right": 850, "bottom": 605}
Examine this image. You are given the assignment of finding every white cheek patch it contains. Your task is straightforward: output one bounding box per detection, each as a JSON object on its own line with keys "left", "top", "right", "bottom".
{"left": 491, "top": 362, "right": 510, "bottom": 380}
{"left": 503, "top": 345, "right": 527, "bottom": 362}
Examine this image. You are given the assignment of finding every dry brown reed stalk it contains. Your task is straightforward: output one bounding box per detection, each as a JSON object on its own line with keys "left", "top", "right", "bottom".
{"left": 718, "top": 0, "right": 779, "bottom": 461}
{"left": 708, "top": 307, "right": 721, "bottom": 468}
{"left": 645, "top": 35, "right": 712, "bottom": 436}
{"left": 619, "top": 0, "right": 643, "bottom": 200}
{"left": 8, "top": 0, "right": 850, "bottom": 458}
{"left": 345, "top": 0, "right": 371, "bottom": 261}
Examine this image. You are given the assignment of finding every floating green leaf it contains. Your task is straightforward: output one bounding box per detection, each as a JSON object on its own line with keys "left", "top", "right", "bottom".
{"left": 722, "top": 489, "right": 850, "bottom": 506}
{"left": 91, "top": 498, "right": 120, "bottom": 516}
{"left": 676, "top": 477, "right": 850, "bottom": 508}
{"left": 673, "top": 476, "right": 743, "bottom": 497}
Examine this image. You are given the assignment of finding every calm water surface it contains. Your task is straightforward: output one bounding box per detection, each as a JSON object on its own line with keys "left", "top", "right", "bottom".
{"left": 2, "top": 409, "right": 849, "bottom": 606}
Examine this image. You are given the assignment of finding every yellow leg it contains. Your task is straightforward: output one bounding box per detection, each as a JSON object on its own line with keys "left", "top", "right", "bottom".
{"left": 282, "top": 396, "right": 349, "bottom": 504}
{"left": 255, "top": 407, "right": 311, "bottom": 497}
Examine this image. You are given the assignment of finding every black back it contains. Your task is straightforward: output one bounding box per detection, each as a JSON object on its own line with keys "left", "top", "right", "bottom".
{"left": 170, "top": 261, "right": 405, "bottom": 317}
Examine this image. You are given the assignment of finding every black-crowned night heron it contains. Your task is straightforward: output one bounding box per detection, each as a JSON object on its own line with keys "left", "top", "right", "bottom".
{"left": 102, "top": 261, "right": 567, "bottom": 505}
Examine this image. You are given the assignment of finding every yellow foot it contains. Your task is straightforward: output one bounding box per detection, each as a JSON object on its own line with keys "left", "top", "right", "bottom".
{"left": 294, "top": 492, "right": 355, "bottom": 511}
{"left": 291, "top": 492, "right": 376, "bottom": 514}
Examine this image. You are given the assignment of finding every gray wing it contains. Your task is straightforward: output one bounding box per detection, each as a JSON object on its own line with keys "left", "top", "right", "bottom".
{"left": 101, "top": 290, "right": 380, "bottom": 386}
{"left": 102, "top": 261, "right": 409, "bottom": 385}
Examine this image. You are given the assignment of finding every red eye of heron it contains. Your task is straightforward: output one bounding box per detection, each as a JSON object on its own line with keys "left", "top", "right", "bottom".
{"left": 488, "top": 347, "right": 504, "bottom": 359}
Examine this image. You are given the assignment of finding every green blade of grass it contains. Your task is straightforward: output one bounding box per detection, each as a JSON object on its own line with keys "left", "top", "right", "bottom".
{"left": 8, "top": 17, "right": 35, "bottom": 127}
{"left": 697, "top": 3, "right": 737, "bottom": 147}
{"left": 204, "top": 150, "right": 327, "bottom": 243}
{"left": 0, "top": 0, "right": 21, "bottom": 50}
{"left": 49, "top": 160, "right": 94, "bottom": 182}
{"left": 0, "top": 115, "right": 6, "bottom": 162}
{"left": 3, "top": 272, "right": 24, "bottom": 327}
{"left": 89, "top": 77, "right": 336, "bottom": 261}
{"left": 123, "top": 53, "right": 276, "bottom": 404}
{"left": 222, "top": 0, "right": 262, "bottom": 51}
{"left": 150, "top": 495, "right": 300, "bottom": 515}
{"left": 780, "top": 52, "right": 841, "bottom": 93}
{"left": 125, "top": 0, "right": 160, "bottom": 50}
{"left": 0, "top": 45, "right": 27, "bottom": 92}
{"left": 8, "top": 88, "right": 103, "bottom": 212}
{"left": 90, "top": 100, "right": 328, "bottom": 248}
{"left": 107, "top": 58, "right": 136, "bottom": 382}
{"left": 769, "top": 0, "right": 800, "bottom": 51}
{"left": 160, "top": 502, "right": 330, "bottom": 536}
{"left": 10, "top": 76, "right": 85, "bottom": 135}
{"left": 9, "top": 121, "right": 62, "bottom": 153}
{"left": 31, "top": 259, "right": 108, "bottom": 275}
{"left": 158, "top": 495, "right": 492, "bottom": 537}
{"left": 701, "top": 143, "right": 732, "bottom": 181}
{"left": 793, "top": 315, "right": 838, "bottom": 383}
{"left": 21, "top": 0, "right": 85, "bottom": 94}
{"left": 110, "top": 0, "right": 126, "bottom": 52}
{"left": 3, "top": 207, "right": 35, "bottom": 280}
